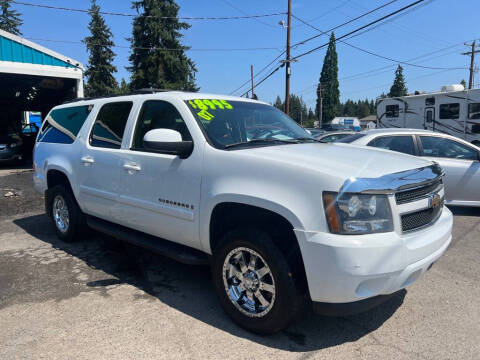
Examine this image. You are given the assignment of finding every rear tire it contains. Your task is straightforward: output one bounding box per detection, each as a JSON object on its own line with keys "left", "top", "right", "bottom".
{"left": 46, "top": 185, "right": 86, "bottom": 242}
{"left": 212, "top": 227, "right": 302, "bottom": 334}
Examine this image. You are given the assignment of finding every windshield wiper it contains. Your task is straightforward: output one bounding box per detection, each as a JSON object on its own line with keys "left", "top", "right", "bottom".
{"left": 224, "top": 138, "right": 298, "bottom": 149}
{"left": 293, "top": 137, "right": 321, "bottom": 143}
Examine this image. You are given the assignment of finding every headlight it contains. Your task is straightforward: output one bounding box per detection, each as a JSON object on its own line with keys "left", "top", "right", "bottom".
{"left": 323, "top": 192, "right": 393, "bottom": 234}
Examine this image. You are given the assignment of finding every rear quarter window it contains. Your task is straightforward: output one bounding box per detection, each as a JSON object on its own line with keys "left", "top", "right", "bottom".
{"left": 38, "top": 105, "right": 93, "bottom": 144}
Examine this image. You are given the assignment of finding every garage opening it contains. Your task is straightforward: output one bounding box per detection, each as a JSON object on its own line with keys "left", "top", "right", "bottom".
{"left": 0, "top": 29, "right": 84, "bottom": 164}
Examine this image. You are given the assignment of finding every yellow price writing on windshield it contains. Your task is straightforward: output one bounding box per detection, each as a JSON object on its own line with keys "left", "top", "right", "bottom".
{"left": 188, "top": 99, "right": 233, "bottom": 110}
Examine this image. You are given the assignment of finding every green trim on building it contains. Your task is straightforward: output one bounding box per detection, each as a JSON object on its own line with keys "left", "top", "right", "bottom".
{"left": 0, "top": 35, "right": 75, "bottom": 68}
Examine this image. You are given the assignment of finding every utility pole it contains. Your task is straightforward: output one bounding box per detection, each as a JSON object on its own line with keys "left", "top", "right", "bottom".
{"left": 250, "top": 65, "right": 255, "bottom": 99}
{"left": 462, "top": 40, "right": 480, "bottom": 89}
{"left": 317, "top": 83, "right": 323, "bottom": 129}
{"left": 284, "top": 0, "right": 292, "bottom": 115}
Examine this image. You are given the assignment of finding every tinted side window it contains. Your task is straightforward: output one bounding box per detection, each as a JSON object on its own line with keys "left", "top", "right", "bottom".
{"left": 90, "top": 102, "right": 133, "bottom": 149}
{"left": 425, "top": 97, "right": 435, "bottom": 106}
{"left": 38, "top": 105, "right": 92, "bottom": 144}
{"left": 385, "top": 105, "right": 399, "bottom": 118}
{"left": 439, "top": 103, "right": 459, "bottom": 119}
{"left": 132, "top": 100, "right": 192, "bottom": 150}
{"left": 368, "top": 136, "right": 416, "bottom": 155}
{"left": 420, "top": 136, "right": 478, "bottom": 160}
{"left": 468, "top": 103, "right": 480, "bottom": 119}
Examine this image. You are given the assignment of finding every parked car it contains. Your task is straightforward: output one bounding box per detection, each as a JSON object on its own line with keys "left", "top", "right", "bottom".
{"left": 305, "top": 128, "right": 325, "bottom": 137}
{"left": 317, "top": 131, "right": 355, "bottom": 143}
{"left": 0, "top": 127, "right": 24, "bottom": 164}
{"left": 341, "top": 128, "right": 480, "bottom": 207}
{"left": 33, "top": 92, "right": 452, "bottom": 334}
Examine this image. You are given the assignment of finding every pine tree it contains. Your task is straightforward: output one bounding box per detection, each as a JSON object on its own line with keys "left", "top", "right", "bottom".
{"left": 128, "top": 0, "right": 198, "bottom": 91}
{"left": 460, "top": 79, "right": 467, "bottom": 89}
{"left": 115, "top": 78, "right": 130, "bottom": 95}
{"left": 83, "top": 0, "right": 118, "bottom": 97}
{"left": 273, "top": 95, "right": 283, "bottom": 110}
{"left": 388, "top": 65, "right": 408, "bottom": 97}
{"left": 317, "top": 33, "right": 340, "bottom": 124}
{"left": 0, "top": 0, "right": 22, "bottom": 35}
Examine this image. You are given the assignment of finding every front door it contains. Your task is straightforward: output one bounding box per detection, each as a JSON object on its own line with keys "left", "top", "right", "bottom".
{"left": 419, "top": 135, "right": 480, "bottom": 202}
{"left": 424, "top": 107, "right": 435, "bottom": 131}
{"left": 117, "top": 99, "right": 203, "bottom": 250}
{"left": 76, "top": 101, "right": 134, "bottom": 222}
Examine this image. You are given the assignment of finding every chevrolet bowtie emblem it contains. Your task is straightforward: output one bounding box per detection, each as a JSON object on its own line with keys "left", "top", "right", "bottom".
{"left": 429, "top": 193, "right": 441, "bottom": 209}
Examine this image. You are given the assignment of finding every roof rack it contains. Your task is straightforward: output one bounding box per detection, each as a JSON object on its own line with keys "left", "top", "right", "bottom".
{"left": 62, "top": 88, "right": 188, "bottom": 104}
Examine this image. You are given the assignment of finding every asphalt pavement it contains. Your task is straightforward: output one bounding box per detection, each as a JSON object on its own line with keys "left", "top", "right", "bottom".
{"left": 0, "top": 167, "right": 479, "bottom": 359}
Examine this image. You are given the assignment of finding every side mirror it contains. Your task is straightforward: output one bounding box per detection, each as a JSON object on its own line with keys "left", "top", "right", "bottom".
{"left": 143, "top": 129, "right": 193, "bottom": 159}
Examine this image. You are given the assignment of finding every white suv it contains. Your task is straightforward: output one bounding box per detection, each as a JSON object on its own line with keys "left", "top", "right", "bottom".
{"left": 33, "top": 92, "right": 453, "bottom": 334}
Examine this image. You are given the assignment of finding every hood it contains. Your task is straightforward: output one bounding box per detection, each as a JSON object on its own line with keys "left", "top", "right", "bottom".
{"left": 236, "top": 142, "right": 433, "bottom": 180}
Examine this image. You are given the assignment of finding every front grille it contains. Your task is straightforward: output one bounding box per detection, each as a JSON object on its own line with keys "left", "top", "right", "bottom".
{"left": 401, "top": 201, "right": 443, "bottom": 232}
{"left": 395, "top": 179, "right": 442, "bottom": 204}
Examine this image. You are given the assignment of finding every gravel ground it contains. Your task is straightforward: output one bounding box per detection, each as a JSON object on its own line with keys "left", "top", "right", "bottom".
{"left": 0, "top": 167, "right": 479, "bottom": 359}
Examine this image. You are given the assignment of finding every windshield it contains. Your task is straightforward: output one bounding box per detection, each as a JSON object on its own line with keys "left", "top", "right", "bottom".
{"left": 337, "top": 133, "right": 366, "bottom": 143}
{"left": 185, "top": 99, "right": 313, "bottom": 149}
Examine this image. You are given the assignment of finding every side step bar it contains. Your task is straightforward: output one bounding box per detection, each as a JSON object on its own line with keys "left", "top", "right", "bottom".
{"left": 86, "top": 216, "right": 209, "bottom": 265}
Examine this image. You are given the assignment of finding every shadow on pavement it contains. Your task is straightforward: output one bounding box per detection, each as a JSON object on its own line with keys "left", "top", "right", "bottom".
{"left": 447, "top": 205, "right": 480, "bottom": 217}
{"left": 13, "top": 213, "right": 405, "bottom": 352}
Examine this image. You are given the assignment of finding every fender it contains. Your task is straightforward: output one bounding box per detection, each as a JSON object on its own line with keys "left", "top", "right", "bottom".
{"left": 200, "top": 193, "right": 304, "bottom": 254}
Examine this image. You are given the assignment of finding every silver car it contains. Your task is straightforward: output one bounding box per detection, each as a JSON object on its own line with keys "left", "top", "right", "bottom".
{"left": 341, "top": 129, "right": 480, "bottom": 207}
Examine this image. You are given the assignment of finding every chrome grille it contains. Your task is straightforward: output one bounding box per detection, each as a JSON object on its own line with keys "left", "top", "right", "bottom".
{"left": 395, "top": 179, "right": 442, "bottom": 204}
{"left": 401, "top": 201, "right": 443, "bottom": 232}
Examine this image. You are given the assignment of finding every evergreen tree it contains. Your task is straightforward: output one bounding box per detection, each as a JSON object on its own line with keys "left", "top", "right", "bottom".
{"left": 460, "top": 79, "right": 467, "bottom": 89}
{"left": 116, "top": 78, "right": 130, "bottom": 95}
{"left": 128, "top": 0, "right": 198, "bottom": 91}
{"left": 388, "top": 65, "right": 408, "bottom": 97}
{"left": 0, "top": 0, "right": 22, "bottom": 35}
{"left": 273, "top": 95, "right": 283, "bottom": 110}
{"left": 316, "top": 32, "right": 340, "bottom": 124}
{"left": 83, "top": 0, "right": 118, "bottom": 97}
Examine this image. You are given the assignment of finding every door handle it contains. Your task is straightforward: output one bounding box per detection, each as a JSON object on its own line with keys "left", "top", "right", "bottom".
{"left": 123, "top": 163, "right": 141, "bottom": 172}
{"left": 81, "top": 156, "right": 94, "bottom": 165}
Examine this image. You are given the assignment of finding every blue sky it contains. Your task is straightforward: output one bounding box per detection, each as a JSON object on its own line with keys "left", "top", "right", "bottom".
{"left": 16, "top": 0, "right": 479, "bottom": 109}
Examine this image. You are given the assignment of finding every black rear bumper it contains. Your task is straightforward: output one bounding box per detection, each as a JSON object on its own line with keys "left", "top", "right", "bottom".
{"left": 312, "top": 292, "right": 400, "bottom": 317}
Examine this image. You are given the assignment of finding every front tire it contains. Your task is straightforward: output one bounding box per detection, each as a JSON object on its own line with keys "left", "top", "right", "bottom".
{"left": 46, "top": 185, "right": 85, "bottom": 242}
{"left": 212, "top": 227, "right": 301, "bottom": 334}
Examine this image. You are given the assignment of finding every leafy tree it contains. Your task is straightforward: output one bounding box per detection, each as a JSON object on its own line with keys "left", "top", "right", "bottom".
{"left": 0, "top": 0, "right": 22, "bottom": 35}
{"left": 388, "top": 64, "right": 408, "bottom": 97}
{"left": 316, "top": 32, "right": 340, "bottom": 124}
{"left": 83, "top": 0, "right": 118, "bottom": 97}
{"left": 460, "top": 79, "right": 467, "bottom": 89}
{"left": 128, "top": 0, "right": 198, "bottom": 91}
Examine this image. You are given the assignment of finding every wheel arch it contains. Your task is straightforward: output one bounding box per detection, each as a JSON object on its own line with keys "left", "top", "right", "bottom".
{"left": 208, "top": 200, "right": 308, "bottom": 293}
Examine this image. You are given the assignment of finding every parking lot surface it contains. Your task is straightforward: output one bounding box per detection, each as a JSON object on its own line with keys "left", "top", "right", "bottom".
{"left": 0, "top": 168, "right": 479, "bottom": 359}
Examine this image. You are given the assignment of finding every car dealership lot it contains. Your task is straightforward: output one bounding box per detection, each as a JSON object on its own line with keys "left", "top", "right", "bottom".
{"left": 0, "top": 168, "right": 479, "bottom": 360}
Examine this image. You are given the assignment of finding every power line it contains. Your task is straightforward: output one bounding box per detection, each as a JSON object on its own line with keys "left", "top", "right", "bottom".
{"left": 9, "top": 0, "right": 286, "bottom": 20}
{"left": 237, "top": 0, "right": 430, "bottom": 96}
{"left": 231, "top": 0, "right": 402, "bottom": 96}
{"left": 291, "top": 0, "right": 428, "bottom": 61}
{"left": 291, "top": 14, "right": 467, "bottom": 71}
{"left": 25, "top": 37, "right": 283, "bottom": 52}
{"left": 217, "top": 0, "right": 282, "bottom": 28}
{"left": 291, "top": 0, "right": 400, "bottom": 48}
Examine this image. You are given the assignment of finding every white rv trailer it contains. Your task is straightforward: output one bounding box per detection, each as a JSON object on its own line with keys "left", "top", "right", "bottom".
{"left": 376, "top": 85, "right": 480, "bottom": 145}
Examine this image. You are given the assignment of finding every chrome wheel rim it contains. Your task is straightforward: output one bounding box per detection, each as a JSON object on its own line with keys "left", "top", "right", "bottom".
{"left": 222, "top": 247, "right": 276, "bottom": 317}
{"left": 53, "top": 195, "right": 69, "bottom": 233}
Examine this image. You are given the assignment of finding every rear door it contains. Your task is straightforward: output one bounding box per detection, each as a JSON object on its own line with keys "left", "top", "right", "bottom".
{"left": 367, "top": 135, "right": 419, "bottom": 156}
{"left": 76, "top": 101, "right": 134, "bottom": 221}
{"left": 418, "top": 135, "right": 480, "bottom": 202}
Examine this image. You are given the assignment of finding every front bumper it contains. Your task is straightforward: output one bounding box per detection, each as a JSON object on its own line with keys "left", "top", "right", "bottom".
{"left": 295, "top": 206, "right": 452, "bottom": 305}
